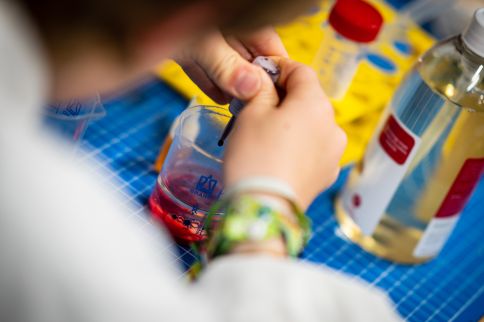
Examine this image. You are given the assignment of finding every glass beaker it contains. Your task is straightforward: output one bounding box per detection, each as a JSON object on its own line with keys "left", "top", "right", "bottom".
{"left": 149, "top": 105, "right": 230, "bottom": 244}
{"left": 43, "top": 94, "right": 105, "bottom": 142}
{"left": 153, "top": 97, "right": 198, "bottom": 173}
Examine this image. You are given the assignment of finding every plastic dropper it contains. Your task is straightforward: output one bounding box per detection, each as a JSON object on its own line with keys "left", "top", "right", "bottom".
{"left": 218, "top": 56, "right": 280, "bottom": 146}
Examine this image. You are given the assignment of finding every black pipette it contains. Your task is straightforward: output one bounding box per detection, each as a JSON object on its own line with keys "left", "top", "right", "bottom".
{"left": 218, "top": 117, "right": 236, "bottom": 146}
{"left": 217, "top": 56, "right": 280, "bottom": 146}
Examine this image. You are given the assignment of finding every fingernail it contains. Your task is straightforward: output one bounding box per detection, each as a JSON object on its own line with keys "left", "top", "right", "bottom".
{"left": 235, "top": 70, "right": 260, "bottom": 99}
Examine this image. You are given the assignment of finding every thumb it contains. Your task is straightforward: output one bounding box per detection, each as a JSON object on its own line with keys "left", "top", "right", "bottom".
{"left": 192, "top": 32, "right": 262, "bottom": 100}
{"left": 244, "top": 67, "right": 279, "bottom": 113}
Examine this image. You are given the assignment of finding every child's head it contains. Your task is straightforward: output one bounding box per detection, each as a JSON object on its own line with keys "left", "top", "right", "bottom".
{"left": 16, "top": 0, "right": 317, "bottom": 99}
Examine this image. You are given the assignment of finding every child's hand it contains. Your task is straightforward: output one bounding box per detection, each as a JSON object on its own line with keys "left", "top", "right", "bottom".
{"left": 174, "top": 27, "right": 287, "bottom": 103}
{"left": 224, "top": 58, "right": 347, "bottom": 210}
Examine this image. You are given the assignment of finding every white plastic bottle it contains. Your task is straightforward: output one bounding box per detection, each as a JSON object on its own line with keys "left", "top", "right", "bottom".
{"left": 313, "top": 0, "right": 383, "bottom": 100}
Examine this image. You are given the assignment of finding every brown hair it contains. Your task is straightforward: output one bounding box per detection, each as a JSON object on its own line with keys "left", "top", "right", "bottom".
{"left": 16, "top": 0, "right": 317, "bottom": 56}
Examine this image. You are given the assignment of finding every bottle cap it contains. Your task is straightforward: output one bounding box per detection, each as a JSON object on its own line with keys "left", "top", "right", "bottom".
{"left": 329, "top": 0, "right": 383, "bottom": 43}
{"left": 462, "top": 8, "right": 484, "bottom": 57}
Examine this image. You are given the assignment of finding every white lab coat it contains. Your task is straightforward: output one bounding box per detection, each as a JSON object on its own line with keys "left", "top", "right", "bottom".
{"left": 0, "top": 2, "right": 402, "bottom": 321}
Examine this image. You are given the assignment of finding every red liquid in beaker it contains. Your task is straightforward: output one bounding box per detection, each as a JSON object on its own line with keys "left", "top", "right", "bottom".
{"left": 149, "top": 171, "right": 222, "bottom": 244}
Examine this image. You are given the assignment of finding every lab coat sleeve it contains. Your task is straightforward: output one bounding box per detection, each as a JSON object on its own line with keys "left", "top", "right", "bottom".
{"left": 0, "top": 128, "right": 212, "bottom": 322}
{"left": 196, "top": 255, "right": 402, "bottom": 322}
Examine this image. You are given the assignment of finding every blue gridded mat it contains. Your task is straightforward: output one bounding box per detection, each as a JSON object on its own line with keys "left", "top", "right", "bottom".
{"left": 77, "top": 78, "right": 483, "bottom": 322}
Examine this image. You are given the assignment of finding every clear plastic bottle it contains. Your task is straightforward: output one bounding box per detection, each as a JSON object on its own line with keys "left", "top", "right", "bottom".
{"left": 336, "top": 8, "right": 484, "bottom": 263}
{"left": 313, "top": 0, "right": 383, "bottom": 100}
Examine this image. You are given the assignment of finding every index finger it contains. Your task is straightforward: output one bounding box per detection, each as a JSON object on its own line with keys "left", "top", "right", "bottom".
{"left": 238, "top": 27, "right": 289, "bottom": 58}
{"left": 271, "top": 58, "right": 326, "bottom": 104}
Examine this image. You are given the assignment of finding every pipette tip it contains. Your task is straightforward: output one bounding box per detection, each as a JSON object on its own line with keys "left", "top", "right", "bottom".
{"left": 217, "top": 116, "right": 236, "bottom": 147}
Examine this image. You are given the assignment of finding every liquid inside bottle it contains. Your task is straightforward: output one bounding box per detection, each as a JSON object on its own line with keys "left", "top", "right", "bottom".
{"left": 336, "top": 34, "right": 484, "bottom": 263}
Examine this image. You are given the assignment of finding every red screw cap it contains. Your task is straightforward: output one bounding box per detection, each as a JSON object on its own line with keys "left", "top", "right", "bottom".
{"left": 329, "top": 0, "right": 384, "bottom": 43}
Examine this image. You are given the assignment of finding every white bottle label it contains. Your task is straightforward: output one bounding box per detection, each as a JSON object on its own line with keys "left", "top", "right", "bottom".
{"left": 413, "top": 216, "right": 459, "bottom": 258}
{"left": 341, "top": 114, "right": 421, "bottom": 235}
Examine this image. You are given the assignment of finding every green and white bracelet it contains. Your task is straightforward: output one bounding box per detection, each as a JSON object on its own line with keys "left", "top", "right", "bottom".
{"left": 205, "top": 177, "right": 312, "bottom": 259}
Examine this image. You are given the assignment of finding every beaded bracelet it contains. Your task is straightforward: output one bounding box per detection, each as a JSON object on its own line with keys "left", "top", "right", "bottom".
{"left": 206, "top": 194, "right": 311, "bottom": 258}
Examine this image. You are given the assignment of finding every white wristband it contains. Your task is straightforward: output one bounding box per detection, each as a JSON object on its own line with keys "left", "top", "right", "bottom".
{"left": 223, "top": 177, "right": 298, "bottom": 203}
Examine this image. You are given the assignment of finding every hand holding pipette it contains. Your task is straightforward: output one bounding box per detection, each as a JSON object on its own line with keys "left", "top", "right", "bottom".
{"left": 223, "top": 58, "right": 347, "bottom": 209}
